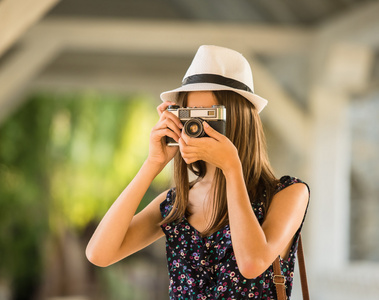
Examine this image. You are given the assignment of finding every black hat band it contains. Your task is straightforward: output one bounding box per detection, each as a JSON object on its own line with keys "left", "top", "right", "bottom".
{"left": 182, "top": 74, "right": 253, "bottom": 93}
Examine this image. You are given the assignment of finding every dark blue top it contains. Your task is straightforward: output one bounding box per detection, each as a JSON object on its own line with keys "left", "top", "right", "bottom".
{"left": 160, "top": 176, "right": 309, "bottom": 300}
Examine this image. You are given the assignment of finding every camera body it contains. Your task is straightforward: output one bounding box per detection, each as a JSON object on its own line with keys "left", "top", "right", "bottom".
{"left": 166, "top": 105, "right": 226, "bottom": 146}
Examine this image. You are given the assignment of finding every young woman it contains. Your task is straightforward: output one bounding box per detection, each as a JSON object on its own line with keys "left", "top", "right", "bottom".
{"left": 86, "top": 45, "right": 309, "bottom": 299}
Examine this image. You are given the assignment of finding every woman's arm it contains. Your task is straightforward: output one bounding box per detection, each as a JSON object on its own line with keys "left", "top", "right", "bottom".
{"left": 86, "top": 101, "right": 182, "bottom": 267}
{"left": 86, "top": 160, "right": 165, "bottom": 267}
{"left": 224, "top": 164, "right": 308, "bottom": 279}
{"left": 179, "top": 122, "right": 309, "bottom": 279}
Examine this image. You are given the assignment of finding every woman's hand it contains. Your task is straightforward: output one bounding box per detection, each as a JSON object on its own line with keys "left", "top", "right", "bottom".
{"left": 147, "top": 101, "right": 183, "bottom": 167}
{"left": 179, "top": 121, "right": 241, "bottom": 174}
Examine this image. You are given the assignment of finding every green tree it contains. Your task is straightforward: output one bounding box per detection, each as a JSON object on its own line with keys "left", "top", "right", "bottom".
{"left": 0, "top": 91, "right": 171, "bottom": 299}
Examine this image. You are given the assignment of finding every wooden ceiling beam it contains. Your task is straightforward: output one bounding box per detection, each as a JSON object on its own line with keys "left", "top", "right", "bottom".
{"left": 0, "top": 38, "right": 59, "bottom": 123}
{"left": 0, "top": 0, "right": 60, "bottom": 57}
{"left": 317, "top": 0, "right": 379, "bottom": 48}
{"left": 0, "top": 17, "right": 312, "bottom": 124}
{"left": 24, "top": 17, "right": 314, "bottom": 56}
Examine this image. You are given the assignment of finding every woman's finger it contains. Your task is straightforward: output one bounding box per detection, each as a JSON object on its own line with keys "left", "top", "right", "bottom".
{"left": 160, "top": 110, "right": 183, "bottom": 129}
{"left": 179, "top": 137, "right": 201, "bottom": 159}
{"left": 157, "top": 101, "right": 177, "bottom": 116}
{"left": 152, "top": 127, "right": 180, "bottom": 143}
{"left": 181, "top": 154, "right": 198, "bottom": 164}
{"left": 180, "top": 130, "right": 193, "bottom": 146}
{"left": 155, "top": 118, "right": 182, "bottom": 138}
{"left": 202, "top": 121, "right": 224, "bottom": 141}
{"left": 158, "top": 111, "right": 183, "bottom": 140}
{"left": 165, "top": 117, "right": 183, "bottom": 137}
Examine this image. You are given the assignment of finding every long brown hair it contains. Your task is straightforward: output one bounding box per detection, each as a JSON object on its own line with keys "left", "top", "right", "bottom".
{"left": 160, "top": 91, "right": 278, "bottom": 236}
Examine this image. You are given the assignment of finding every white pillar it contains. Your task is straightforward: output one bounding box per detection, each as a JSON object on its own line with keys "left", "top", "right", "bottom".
{"left": 307, "top": 87, "right": 351, "bottom": 270}
{"left": 306, "top": 41, "right": 373, "bottom": 276}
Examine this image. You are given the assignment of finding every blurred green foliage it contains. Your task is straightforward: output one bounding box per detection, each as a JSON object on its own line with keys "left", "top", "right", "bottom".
{"left": 0, "top": 91, "right": 171, "bottom": 299}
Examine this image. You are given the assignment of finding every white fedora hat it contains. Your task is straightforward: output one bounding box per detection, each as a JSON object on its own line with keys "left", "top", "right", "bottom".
{"left": 160, "top": 45, "right": 268, "bottom": 113}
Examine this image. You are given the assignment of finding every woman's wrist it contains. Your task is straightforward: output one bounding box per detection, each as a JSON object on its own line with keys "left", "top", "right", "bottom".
{"left": 144, "top": 157, "right": 167, "bottom": 175}
{"left": 222, "top": 157, "right": 243, "bottom": 181}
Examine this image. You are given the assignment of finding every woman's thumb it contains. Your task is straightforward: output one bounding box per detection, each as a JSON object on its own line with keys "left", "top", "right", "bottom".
{"left": 203, "top": 121, "right": 220, "bottom": 138}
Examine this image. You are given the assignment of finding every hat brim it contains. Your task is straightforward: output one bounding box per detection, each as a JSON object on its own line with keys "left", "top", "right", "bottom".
{"left": 160, "top": 83, "right": 268, "bottom": 113}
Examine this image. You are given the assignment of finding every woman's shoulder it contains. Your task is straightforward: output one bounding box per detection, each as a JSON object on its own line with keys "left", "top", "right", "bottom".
{"left": 276, "top": 175, "right": 310, "bottom": 195}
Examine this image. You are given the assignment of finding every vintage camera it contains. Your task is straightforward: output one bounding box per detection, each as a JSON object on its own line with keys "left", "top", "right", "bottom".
{"left": 166, "top": 105, "right": 226, "bottom": 146}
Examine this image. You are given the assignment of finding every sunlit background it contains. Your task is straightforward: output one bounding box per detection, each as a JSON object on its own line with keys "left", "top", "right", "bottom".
{"left": 1, "top": 1, "right": 379, "bottom": 299}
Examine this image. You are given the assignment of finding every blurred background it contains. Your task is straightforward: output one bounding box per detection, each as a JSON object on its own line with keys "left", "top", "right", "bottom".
{"left": 0, "top": 0, "right": 379, "bottom": 299}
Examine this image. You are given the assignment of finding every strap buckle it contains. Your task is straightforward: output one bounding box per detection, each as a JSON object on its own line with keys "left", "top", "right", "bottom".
{"left": 273, "top": 275, "right": 286, "bottom": 286}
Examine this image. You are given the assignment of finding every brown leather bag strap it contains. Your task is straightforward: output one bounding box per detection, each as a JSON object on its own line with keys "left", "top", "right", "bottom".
{"left": 297, "top": 235, "right": 310, "bottom": 300}
{"left": 273, "top": 234, "right": 310, "bottom": 300}
{"left": 273, "top": 256, "right": 287, "bottom": 300}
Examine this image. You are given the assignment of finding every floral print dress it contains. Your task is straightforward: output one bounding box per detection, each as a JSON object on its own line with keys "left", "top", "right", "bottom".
{"left": 160, "top": 176, "right": 309, "bottom": 300}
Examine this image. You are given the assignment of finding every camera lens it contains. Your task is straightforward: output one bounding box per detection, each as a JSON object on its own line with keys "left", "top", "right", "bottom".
{"left": 184, "top": 118, "right": 205, "bottom": 138}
